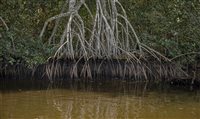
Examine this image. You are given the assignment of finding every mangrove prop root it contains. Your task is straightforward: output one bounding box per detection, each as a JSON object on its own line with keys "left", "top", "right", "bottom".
{"left": 39, "top": 0, "right": 182, "bottom": 80}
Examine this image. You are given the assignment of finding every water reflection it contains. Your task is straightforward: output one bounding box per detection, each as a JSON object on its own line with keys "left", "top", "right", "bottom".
{"left": 46, "top": 90, "right": 141, "bottom": 119}
{"left": 0, "top": 81, "right": 200, "bottom": 119}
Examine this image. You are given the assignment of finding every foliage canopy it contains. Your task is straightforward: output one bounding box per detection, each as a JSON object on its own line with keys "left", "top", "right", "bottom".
{"left": 0, "top": 0, "right": 200, "bottom": 66}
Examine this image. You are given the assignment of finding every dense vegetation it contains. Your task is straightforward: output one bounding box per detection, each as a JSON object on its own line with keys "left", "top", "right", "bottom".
{"left": 0, "top": 0, "right": 200, "bottom": 67}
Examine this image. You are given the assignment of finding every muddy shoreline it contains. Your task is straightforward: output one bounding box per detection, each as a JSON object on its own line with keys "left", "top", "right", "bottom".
{"left": 0, "top": 58, "right": 200, "bottom": 89}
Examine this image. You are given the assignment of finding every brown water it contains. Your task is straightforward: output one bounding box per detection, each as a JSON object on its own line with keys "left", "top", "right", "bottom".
{"left": 0, "top": 84, "right": 200, "bottom": 119}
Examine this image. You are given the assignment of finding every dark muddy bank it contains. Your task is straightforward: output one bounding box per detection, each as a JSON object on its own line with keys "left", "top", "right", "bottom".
{"left": 0, "top": 58, "right": 184, "bottom": 80}
{"left": 1, "top": 77, "right": 200, "bottom": 92}
{"left": 0, "top": 58, "right": 200, "bottom": 90}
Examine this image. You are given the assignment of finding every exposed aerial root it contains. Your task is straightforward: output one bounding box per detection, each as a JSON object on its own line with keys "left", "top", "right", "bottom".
{"left": 39, "top": 0, "right": 184, "bottom": 80}
{"left": 43, "top": 58, "right": 185, "bottom": 82}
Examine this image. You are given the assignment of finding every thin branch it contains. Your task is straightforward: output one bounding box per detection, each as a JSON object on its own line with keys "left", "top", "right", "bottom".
{"left": 171, "top": 52, "right": 200, "bottom": 61}
{"left": 0, "top": 17, "right": 9, "bottom": 31}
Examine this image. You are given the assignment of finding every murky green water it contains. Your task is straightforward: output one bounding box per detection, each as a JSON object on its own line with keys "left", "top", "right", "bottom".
{"left": 0, "top": 83, "right": 200, "bottom": 119}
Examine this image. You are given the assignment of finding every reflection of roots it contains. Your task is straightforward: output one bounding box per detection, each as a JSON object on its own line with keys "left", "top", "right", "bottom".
{"left": 47, "top": 85, "right": 148, "bottom": 119}
{"left": 58, "top": 97, "right": 129, "bottom": 119}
